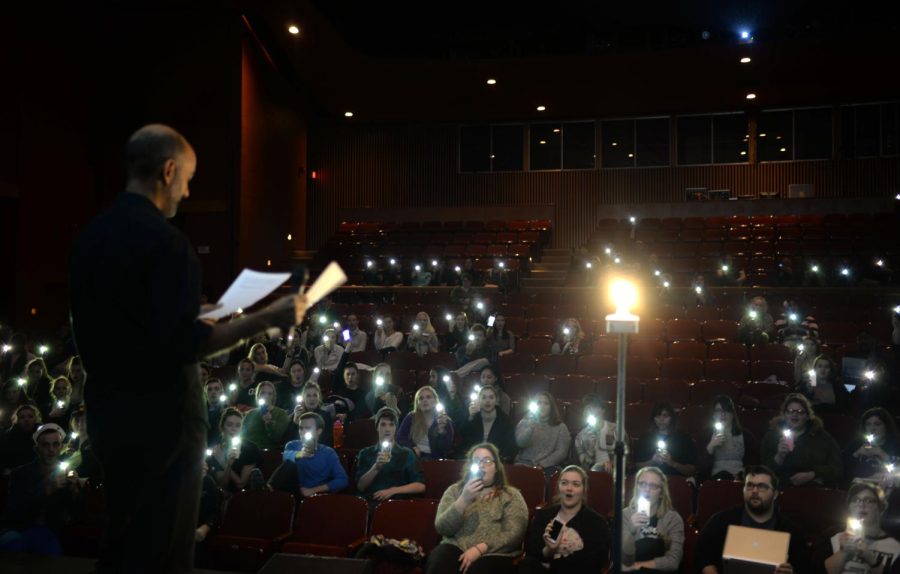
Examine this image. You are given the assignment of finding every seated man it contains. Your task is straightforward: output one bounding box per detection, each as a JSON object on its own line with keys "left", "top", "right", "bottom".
{"left": 696, "top": 465, "right": 809, "bottom": 574}
{"left": 271, "top": 412, "right": 348, "bottom": 497}
{"left": 356, "top": 407, "right": 425, "bottom": 504}
{"left": 313, "top": 328, "right": 345, "bottom": 372}
{"left": 0, "top": 423, "right": 86, "bottom": 554}
{"left": 204, "top": 377, "right": 226, "bottom": 446}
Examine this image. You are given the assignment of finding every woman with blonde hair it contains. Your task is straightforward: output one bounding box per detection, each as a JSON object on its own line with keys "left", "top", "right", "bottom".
{"left": 397, "top": 385, "right": 454, "bottom": 459}
{"left": 408, "top": 311, "right": 440, "bottom": 356}
{"left": 621, "top": 466, "right": 685, "bottom": 571}
{"left": 248, "top": 342, "right": 286, "bottom": 378}
{"left": 427, "top": 442, "right": 528, "bottom": 574}
{"left": 551, "top": 318, "right": 586, "bottom": 355}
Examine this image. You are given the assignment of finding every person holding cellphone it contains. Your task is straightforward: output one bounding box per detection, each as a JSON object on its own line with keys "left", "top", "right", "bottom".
{"left": 844, "top": 407, "right": 900, "bottom": 484}
{"left": 458, "top": 385, "right": 517, "bottom": 462}
{"left": 397, "top": 385, "right": 454, "bottom": 459}
{"left": 515, "top": 391, "right": 571, "bottom": 477}
{"left": 242, "top": 381, "right": 291, "bottom": 450}
{"left": 427, "top": 442, "right": 528, "bottom": 574}
{"left": 343, "top": 314, "right": 368, "bottom": 354}
{"left": 486, "top": 314, "right": 515, "bottom": 356}
{"left": 206, "top": 408, "right": 262, "bottom": 493}
{"left": 374, "top": 316, "right": 404, "bottom": 353}
{"left": 355, "top": 407, "right": 425, "bottom": 505}
{"left": 312, "top": 328, "right": 344, "bottom": 372}
{"left": 408, "top": 312, "right": 440, "bottom": 357}
{"left": 521, "top": 465, "right": 610, "bottom": 573}
{"left": 703, "top": 395, "right": 751, "bottom": 481}
{"left": 271, "top": 412, "right": 347, "bottom": 497}
{"left": 621, "top": 466, "right": 685, "bottom": 572}
{"left": 289, "top": 381, "right": 335, "bottom": 447}
{"left": 820, "top": 482, "right": 900, "bottom": 574}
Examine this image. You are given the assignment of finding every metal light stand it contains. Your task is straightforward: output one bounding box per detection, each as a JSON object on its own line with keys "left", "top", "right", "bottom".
{"left": 606, "top": 309, "right": 639, "bottom": 574}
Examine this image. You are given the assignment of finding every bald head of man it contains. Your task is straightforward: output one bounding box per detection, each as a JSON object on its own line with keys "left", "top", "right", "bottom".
{"left": 124, "top": 124, "right": 196, "bottom": 218}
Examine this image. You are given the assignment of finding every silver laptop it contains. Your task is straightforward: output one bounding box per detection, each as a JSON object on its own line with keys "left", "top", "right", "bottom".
{"left": 722, "top": 525, "right": 790, "bottom": 574}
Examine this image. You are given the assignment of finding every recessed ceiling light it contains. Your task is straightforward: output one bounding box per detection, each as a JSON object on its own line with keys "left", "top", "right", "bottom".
{"left": 486, "top": 79, "right": 497, "bottom": 85}
{"left": 539, "top": 140, "right": 547, "bottom": 145}
{"left": 759, "top": 133, "right": 767, "bottom": 137}
{"left": 746, "top": 93, "right": 757, "bottom": 100}
{"left": 779, "top": 147, "right": 787, "bottom": 152}
{"left": 627, "top": 153, "right": 634, "bottom": 158}
{"left": 611, "top": 142, "right": 618, "bottom": 147}
{"left": 740, "top": 151, "right": 747, "bottom": 156}
{"left": 288, "top": 25, "right": 300, "bottom": 35}
{"left": 740, "top": 57, "right": 751, "bottom": 63}
{"left": 344, "top": 111, "right": 354, "bottom": 118}
{"left": 536, "top": 105, "right": 546, "bottom": 111}
{"left": 552, "top": 128, "right": 560, "bottom": 133}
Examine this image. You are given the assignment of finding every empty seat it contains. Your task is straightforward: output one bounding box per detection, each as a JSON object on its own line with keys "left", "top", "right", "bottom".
{"left": 504, "top": 464, "right": 546, "bottom": 510}
{"left": 702, "top": 320, "right": 739, "bottom": 342}
{"left": 642, "top": 379, "right": 692, "bottom": 406}
{"left": 368, "top": 499, "right": 441, "bottom": 553}
{"left": 208, "top": 491, "right": 295, "bottom": 571}
{"left": 499, "top": 353, "right": 536, "bottom": 375}
{"left": 660, "top": 358, "right": 705, "bottom": 381}
{"left": 576, "top": 354, "right": 617, "bottom": 378}
{"left": 422, "top": 459, "right": 465, "bottom": 499}
{"left": 515, "top": 338, "right": 553, "bottom": 356}
{"left": 707, "top": 342, "right": 749, "bottom": 361}
{"left": 690, "top": 380, "right": 741, "bottom": 405}
{"left": 504, "top": 374, "right": 551, "bottom": 402}
{"left": 749, "top": 344, "right": 792, "bottom": 362}
{"left": 668, "top": 341, "right": 708, "bottom": 360}
{"left": 535, "top": 354, "right": 577, "bottom": 376}
{"left": 343, "top": 419, "right": 378, "bottom": 449}
{"left": 704, "top": 359, "right": 749, "bottom": 383}
{"left": 694, "top": 480, "right": 744, "bottom": 529}
{"left": 749, "top": 360, "right": 794, "bottom": 383}
{"left": 283, "top": 494, "right": 368, "bottom": 557}
{"left": 549, "top": 374, "right": 597, "bottom": 403}
{"left": 778, "top": 487, "right": 847, "bottom": 539}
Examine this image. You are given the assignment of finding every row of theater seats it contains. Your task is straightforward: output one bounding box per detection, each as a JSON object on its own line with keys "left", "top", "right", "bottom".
{"left": 48, "top": 463, "right": 850, "bottom": 573}
{"left": 338, "top": 219, "right": 552, "bottom": 235}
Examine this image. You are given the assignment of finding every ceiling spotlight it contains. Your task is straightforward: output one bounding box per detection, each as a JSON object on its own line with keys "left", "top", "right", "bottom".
{"left": 536, "top": 105, "right": 546, "bottom": 112}
{"left": 746, "top": 93, "right": 757, "bottom": 100}
{"left": 486, "top": 78, "right": 497, "bottom": 85}
{"left": 740, "top": 57, "right": 751, "bottom": 63}
{"left": 344, "top": 111, "right": 354, "bottom": 118}
{"left": 288, "top": 25, "right": 300, "bottom": 35}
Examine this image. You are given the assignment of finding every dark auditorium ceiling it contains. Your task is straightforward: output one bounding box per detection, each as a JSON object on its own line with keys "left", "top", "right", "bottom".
{"left": 248, "top": 0, "right": 900, "bottom": 122}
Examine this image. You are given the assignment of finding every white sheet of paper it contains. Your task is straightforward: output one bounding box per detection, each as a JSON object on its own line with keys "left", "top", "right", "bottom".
{"left": 199, "top": 269, "right": 291, "bottom": 320}
{"left": 305, "top": 261, "right": 347, "bottom": 307}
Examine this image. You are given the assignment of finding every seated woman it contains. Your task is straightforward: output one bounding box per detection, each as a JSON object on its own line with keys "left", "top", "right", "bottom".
{"left": 844, "top": 407, "right": 900, "bottom": 484}
{"left": 374, "top": 316, "right": 404, "bottom": 354}
{"left": 458, "top": 385, "right": 517, "bottom": 462}
{"left": 521, "top": 465, "right": 610, "bottom": 573}
{"left": 243, "top": 381, "right": 291, "bottom": 450}
{"left": 291, "top": 381, "right": 335, "bottom": 447}
{"left": 633, "top": 403, "right": 697, "bottom": 479}
{"left": 455, "top": 324, "right": 497, "bottom": 373}
{"left": 792, "top": 337, "right": 820, "bottom": 386}
{"left": 407, "top": 312, "right": 440, "bottom": 357}
{"left": 63, "top": 407, "right": 102, "bottom": 485}
{"left": 65, "top": 356, "right": 86, "bottom": 407}
{"left": 444, "top": 312, "right": 470, "bottom": 354}
{"left": 397, "top": 385, "right": 454, "bottom": 459}
{"left": 703, "top": 395, "right": 751, "bottom": 480}
{"left": 248, "top": 342, "right": 287, "bottom": 382}
{"left": 365, "top": 363, "right": 403, "bottom": 417}
{"left": 821, "top": 482, "right": 900, "bottom": 574}
{"left": 23, "top": 357, "right": 52, "bottom": 410}
{"left": 486, "top": 315, "right": 515, "bottom": 357}
{"left": 431, "top": 368, "right": 468, "bottom": 427}
{"left": 207, "top": 407, "right": 263, "bottom": 492}
{"left": 337, "top": 362, "right": 371, "bottom": 421}
{"left": 312, "top": 329, "right": 345, "bottom": 373}
{"left": 736, "top": 296, "right": 776, "bottom": 346}
{"left": 621, "top": 466, "right": 685, "bottom": 572}
{"left": 761, "top": 393, "right": 843, "bottom": 487}
{"left": 574, "top": 393, "right": 623, "bottom": 473}
{"left": 233, "top": 358, "right": 258, "bottom": 410}
{"left": 42, "top": 376, "right": 75, "bottom": 428}
{"left": 515, "top": 391, "right": 571, "bottom": 477}
{"left": 426, "top": 442, "right": 529, "bottom": 574}
{"left": 0, "top": 378, "right": 32, "bottom": 429}
{"left": 797, "top": 355, "right": 850, "bottom": 413}
{"left": 0, "top": 404, "right": 42, "bottom": 473}
{"left": 478, "top": 366, "right": 511, "bottom": 416}
{"left": 551, "top": 318, "right": 586, "bottom": 356}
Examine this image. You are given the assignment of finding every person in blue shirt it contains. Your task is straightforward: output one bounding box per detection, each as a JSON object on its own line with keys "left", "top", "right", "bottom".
{"left": 280, "top": 412, "right": 348, "bottom": 497}
{"left": 356, "top": 407, "right": 426, "bottom": 504}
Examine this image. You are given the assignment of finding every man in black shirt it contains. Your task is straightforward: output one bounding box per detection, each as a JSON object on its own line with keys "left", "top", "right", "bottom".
{"left": 70, "top": 124, "right": 304, "bottom": 574}
{"left": 696, "top": 465, "right": 809, "bottom": 574}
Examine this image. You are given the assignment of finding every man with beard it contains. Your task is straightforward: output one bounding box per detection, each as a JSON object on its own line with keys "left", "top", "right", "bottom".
{"left": 696, "top": 466, "right": 809, "bottom": 574}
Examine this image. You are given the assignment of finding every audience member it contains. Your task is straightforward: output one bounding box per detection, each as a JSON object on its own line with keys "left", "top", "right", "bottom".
{"left": 797, "top": 355, "right": 850, "bottom": 413}
{"left": 0, "top": 332, "right": 34, "bottom": 382}
{"left": 242, "top": 381, "right": 291, "bottom": 450}
{"left": 42, "top": 377, "right": 74, "bottom": 428}
{"left": 573, "top": 394, "right": 621, "bottom": 473}
{"left": 193, "top": 460, "right": 224, "bottom": 563}
{"left": 820, "top": 482, "right": 900, "bottom": 573}
{"left": 486, "top": 314, "right": 515, "bottom": 356}
{"left": 478, "top": 366, "right": 511, "bottom": 415}
{"left": 408, "top": 312, "right": 440, "bottom": 356}
{"left": 521, "top": 465, "right": 610, "bottom": 573}
{"left": 621, "top": 466, "right": 685, "bottom": 572}
{"left": 248, "top": 342, "right": 286, "bottom": 381}
{"left": 458, "top": 385, "right": 517, "bottom": 462}
{"left": 444, "top": 312, "right": 469, "bottom": 354}
{"left": 737, "top": 296, "right": 776, "bottom": 346}
{"left": 313, "top": 328, "right": 345, "bottom": 372}
{"left": 337, "top": 362, "right": 371, "bottom": 421}
{"left": 793, "top": 337, "right": 821, "bottom": 389}
{"left": 844, "top": 407, "right": 900, "bottom": 484}
{"left": 449, "top": 274, "right": 477, "bottom": 309}
{"left": 290, "top": 381, "right": 335, "bottom": 447}
{"left": 761, "top": 393, "right": 843, "bottom": 487}
{"left": 233, "top": 358, "right": 258, "bottom": 409}
{"left": 374, "top": 316, "right": 404, "bottom": 353}
{"left": 633, "top": 402, "right": 697, "bottom": 478}
{"left": 365, "top": 363, "right": 403, "bottom": 417}
{"left": 23, "top": 358, "right": 52, "bottom": 411}
{"left": 63, "top": 407, "right": 101, "bottom": 485}
{"left": 0, "top": 378, "right": 31, "bottom": 429}
{"left": 274, "top": 360, "right": 307, "bottom": 411}
{"left": 551, "top": 319, "right": 586, "bottom": 356}
{"left": 696, "top": 465, "right": 809, "bottom": 574}
{"left": 455, "top": 324, "right": 496, "bottom": 372}
{"left": 515, "top": 391, "right": 571, "bottom": 476}
{"left": 343, "top": 314, "right": 368, "bottom": 354}
{"left": 206, "top": 408, "right": 262, "bottom": 492}
{"left": 355, "top": 407, "right": 426, "bottom": 504}
{"left": 272, "top": 412, "right": 348, "bottom": 497}
{"left": 427, "top": 443, "right": 528, "bottom": 574}
{"left": 397, "top": 385, "right": 454, "bottom": 459}
{"left": 0, "top": 423, "right": 85, "bottom": 555}
{"left": 204, "top": 378, "right": 226, "bottom": 446}
{"left": 703, "top": 395, "right": 750, "bottom": 480}
{"left": 431, "top": 369, "right": 468, "bottom": 428}
{"left": 775, "top": 299, "right": 819, "bottom": 344}
{"left": 0, "top": 404, "right": 42, "bottom": 473}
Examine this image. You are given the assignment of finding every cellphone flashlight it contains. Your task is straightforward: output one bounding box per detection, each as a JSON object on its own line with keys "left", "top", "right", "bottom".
{"left": 455, "top": 266, "right": 462, "bottom": 273}
{"left": 413, "top": 324, "right": 420, "bottom": 331}
{"left": 376, "top": 319, "right": 383, "bottom": 327}
{"left": 303, "top": 432, "right": 313, "bottom": 442}
{"left": 236, "top": 307, "right": 244, "bottom": 315}
{"left": 322, "top": 335, "right": 329, "bottom": 343}
{"left": 714, "top": 421, "right": 724, "bottom": 434}
{"left": 375, "top": 376, "right": 385, "bottom": 387}
{"left": 476, "top": 301, "right": 484, "bottom": 310}
{"left": 662, "top": 281, "right": 670, "bottom": 288}
{"left": 17, "top": 378, "right": 26, "bottom": 387}
{"left": 296, "top": 395, "right": 303, "bottom": 405}
{"left": 231, "top": 437, "right": 242, "bottom": 449}
{"left": 219, "top": 395, "right": 227, "bottom": 404}
{"left": 343, "top": 329, "right": 351, "bottom": 341}
{"left": 695, "top": 286, "right": 702, "bottom": 294}
{"left": 637, "top": 496, "right": 651, "bottom": 515}
{"left": 528, "top": 401, "right": 538, "bottom": 415}
{"left": 38, "top": 345, "right": 49, "bottom": 355}
{"left": 498, "top": 261, "right": 505, "bottom": 269}
{"left": 432, "top": 260, "right": 439, "bottom": 267}
{"left": 563, "top": 327, "right": 571, "bottom": 335}
{"left": 604, "top": 247, "right": 612, "bottom": 255}
{"left": 389, "top": 258, "right": 397, "bottom": 266}
{"left": 469, "top": 463, "right": 484, "bottom": 480}
{"left": 436, "top": 403, "right": 445, "bottom": 414}
{"left": 228, "top": 383, "right": 237, "bottom": 392}
{"left": 59, "top": 461, "right": 69, "bottom": 473}
{"left": 798, "top": 344, "right": 805, "bottom": 353}
{"left": 366, "top": 260, "right": 374, "bottom": 268}
{"left": 866, "top": 434, "right": 876, "bottom": 444}
{"left": 748, "top": 310, "right": 758, "bottom": 319}
{"left": 445, "top": 314, "right": 453, "bottom": 322}
{"left": 205, "top": 448, "right": 213, "bottom": 457}
{"left": 318, "top": 316, "right": 327, "bottom": 325}
{"left": 415, "top": 264, "right": 422, "bottom": 272}
{"left": 654, "top": 269, "right": 661, "bottom": 276}
{"left": 789, "top": 313, "right": 798, "bottom": 322}
{"left": 468, "top": 334, "right": 475, "bottom": 342}
{"left": 469, "top": 391, "right": 478, "bottom": 402}
{"left": 585, "top": 262, "right": 592, "bottom": 269}
{"left": 586, "top": 414, "right": 598, "bottom": 427}
{"left": 887, "top": 463, "right": 896, "bottom": 473}
{"left": 811, "top": 265, "right": 820, "bottom": 273}
{"left": 442, "top": 375, "right": 451, "bottom": 384}
{"left": 70, "top": 432, "right": 79, "bottom": 440}
{"left": 893, "top": 305, "right": 900, "bottom": 314}
{"left": 876, "top": 259, "right": 884, "bottom": 267}
{"left": 841, "top": 268, "right": 850, "bottom": 276}
{"left": 721, "top": 265, "right": 729, "bottom": 272}
{"left": 807, "top": 369, "right": 816, "bottom": 387}
{"left": 56, "top": 400, "right": 65, "bottom": 409}
{"left": 657, "top": 440, "right": 667, "bottom": 452}
{"left": 864, "top": 370, "right": 876, "bottom": 381}
{"left": 381, "top": 440, "right": 391, "bottom": 452}
{"left": 487, "top": 315, "right": 495, "bottom": 327}
{"left": 848, "top": 518, "right": 863, "bottom": 536}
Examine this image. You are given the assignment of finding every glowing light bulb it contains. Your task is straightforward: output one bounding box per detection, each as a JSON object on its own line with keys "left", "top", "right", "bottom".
{"left": 614, "top": 257, "right": 621, "bottom": 264}
{"left": 389, "top": 258, "right": 397, "bottom": 266}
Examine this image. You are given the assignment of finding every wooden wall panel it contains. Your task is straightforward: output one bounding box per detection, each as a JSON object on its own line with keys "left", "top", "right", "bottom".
{"left": 308, "top": 124, "right": 900, "bottom": 250}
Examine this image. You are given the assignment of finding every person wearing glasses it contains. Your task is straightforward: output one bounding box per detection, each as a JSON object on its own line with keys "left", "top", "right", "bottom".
{"left": 521, "top": 465, "right": 609, "bottom": 573}
{"left": 696, "top": 465, "right": 809, "bottom": 574}
{"left": 820, "top": 482, "right": 900, "bottom": 573}
{"left": 427, "top": 442, "right": 528, "bottom": 574}
{"left": 621, "top": 467, "right": 684, "bottom": 572}
{"left": 761, "top": 393, "right": 843, "bottom": 487}
{"left": 843, "top": 407, "right": 900, "bottom": 484}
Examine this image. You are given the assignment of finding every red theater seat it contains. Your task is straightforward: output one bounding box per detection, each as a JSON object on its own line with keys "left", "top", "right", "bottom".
{"left": 367, "top": 499, "right": 441, "bottom": 553}
{"left": 283, "top": 494, "right": 368, "bottom": 557}
{"left": 208, "top": 491, "right": 295, "bottom": 572}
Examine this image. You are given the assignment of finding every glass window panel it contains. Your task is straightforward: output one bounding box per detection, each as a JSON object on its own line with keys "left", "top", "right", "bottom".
{"left": 601, "top": 119, "right": 635, "bottom": 168}
{"left": 713, "top": 114, "right": 748, "bottom": 164}
{"left": 562, "top": 122, "right": 595, "bottom": 169}
{"left": 635, "top": 118, "right": 670, "bottom": 167}
{"left": 758, "top": 111, "right": 792, "bottom": 161}
{"left": 530, "top": 123, "right": 562, "bottom": 170}
{"left": 677, "top": 116, "right": 712, "bottom": 165}
{"left": 491, "top": 125, "right": 523, "bottom": 171}
{"left": 459, "top": 125, "right": 490, "bottom": 172}
{"left": 794, "top": 108, "right": 832, "bottom": 160}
